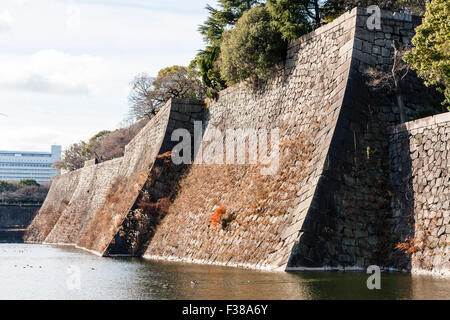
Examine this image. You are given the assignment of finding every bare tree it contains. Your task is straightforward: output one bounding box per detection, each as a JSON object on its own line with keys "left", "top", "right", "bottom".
{"left": 54, "top": 119, "right": 149, "bottom": 171}
{"left": 128, "top": 73, "right": 160, "bottom": 120}
{"left": 128, "top": 66, "right": 206, "bottom": 121}
{"left": 365, "top": 41, "right": 410, "bottom": 123}
{"left": 53, "top": 141, "right": 91, "bottom": 171}
{"left": 88, "top": 119, "right": 148, "bottom": 162}
{"left": 391, "top": 41, "right": 410, "bottom": 123}
{"left": 0, "top": 182, "right": 50, "bottom": 204}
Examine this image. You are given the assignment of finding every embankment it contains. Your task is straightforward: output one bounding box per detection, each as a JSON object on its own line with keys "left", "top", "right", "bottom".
{"left": 25, "top": 8, "right": 448, "bottom": 275}
{"left": 25, "top": 99, "right": 204, "bottom": 255}
{"left": 0, "top": 204, "right": 39, "bottom": 243}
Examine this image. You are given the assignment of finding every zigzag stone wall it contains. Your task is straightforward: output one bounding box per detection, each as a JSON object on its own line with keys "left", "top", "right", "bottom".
{"left": 25, "top": 8, "right": 447, "bottom": 275}
{"left": 144, "top": 8, "right": 441, "bottom": 271}
{"left": 285, "top": 8, "right": 429, "bottom": 270}
{"left": 25, "top": 99, "right": 204, "bottom": 255}
{"left": 144, "top": 9, "right": 357, "bottom": 270}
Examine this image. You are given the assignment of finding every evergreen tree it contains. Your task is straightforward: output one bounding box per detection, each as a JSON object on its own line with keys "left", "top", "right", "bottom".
{"left": 266, "top": 0, "right": 314, "bottom": 41}
{"left": 219, "top": 7, "right": 286, "bottom": 84}
{"left": 322, "top": 0, "right": 429, "bottom": 20}
{"left": 194, "top": 1, "right": 264, "bottom": 96}
{"left": 404, "top": 0, "right": 450, "bottom": 108}
{"left": 199, "top": 0, "right": 264, "bottom": 46}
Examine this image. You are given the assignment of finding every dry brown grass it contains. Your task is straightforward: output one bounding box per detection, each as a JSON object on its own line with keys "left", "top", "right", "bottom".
{"left": 150, "top": 130, "right": 315, "bottom": 265}
{"left": 171, "top": 131, "right": 313, "bottom": 223}
{"left": 137, "top": 197, "right": 170, "bottom": 217}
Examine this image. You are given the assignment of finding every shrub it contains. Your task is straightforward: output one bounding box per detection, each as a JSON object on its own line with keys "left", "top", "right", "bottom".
{"left": 0, "top": 180, "right": 16, "bottom": 193}
{"left": 55, "top": 119, "right": 148, "bottom": 171}
{"left": 0, "top": 182, "right": 50, "bottom": 204}
{"left": 395, "top": 238, "right": 418, "bottom": 254}
{"left": 404, "top": 0, "right": 450, "bottom": 109}
{"left": 18, "top": 179, "right": 40, "bottom": 187}
{"left": 219, "top": 7, "right": 287, "bottom": 85}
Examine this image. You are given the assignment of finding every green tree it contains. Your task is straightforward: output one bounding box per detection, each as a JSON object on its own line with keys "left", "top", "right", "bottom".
{"left": 0, "top": 180, "right": 16, "bottom": 192}
{"left": 18, "top": 179, "right": 40, "bottom": 187}
{"left": 153, "top": 66, "right": 205, "bottom": 102}
{"left": 194, "top": 0, "right": 430, "bottom": 93}
{"left": 199, "top": 0, "right": 264, "bottom": 46}
{"left": 191, "top": 46, "right": 227, "bottom": 98}
{"left": 194, "top": 1, "right": 264, "bottom": 95}
{"left": 404, "top": 0, "right": 450, "bottom": 109}
{"left": 55, "top": 141, "right": 91, "bottom": 171}
{"left": 219, "top": 6, "right": 287, "bottom": 84}
{"left": 322, "top": 1, "right": 429, "bottom": 21}
{"left": 83, "top": 130, "right": 110, "bottom": 160}
{"left": 267, "top": 0, "right": 314, "bottom": 42}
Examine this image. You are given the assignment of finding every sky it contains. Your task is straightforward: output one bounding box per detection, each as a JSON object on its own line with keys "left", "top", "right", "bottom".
{"left": 0, "top": 0, "right": 216, "bottom": 152}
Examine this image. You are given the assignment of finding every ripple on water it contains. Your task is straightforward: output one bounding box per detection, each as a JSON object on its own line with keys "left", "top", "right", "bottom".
{"left": 0, "top": 244, "right": 449, "bottom": 300}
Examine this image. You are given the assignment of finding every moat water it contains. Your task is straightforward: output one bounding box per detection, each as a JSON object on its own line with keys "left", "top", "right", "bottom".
{"left": 0, "top": 244, "right": 449, "bottom": 300}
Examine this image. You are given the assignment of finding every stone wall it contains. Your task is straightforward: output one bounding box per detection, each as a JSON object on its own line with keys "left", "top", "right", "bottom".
{"left": 104, "top": 100, "right": 205, "bottom": 256}
{"left": 44, "top": 158, "right": 123, "bottom": 246}
{"left": 144, "top": 8, "right": 441, "bottom": 271}
{"left": 25, "top": 8, "right": 447, "bottom": 275}
{"left": 25, "top": 169, "right": 81, "bottom": 242}
{"left": 285, "top": 8, "right": 432, "bottom": 270}
{"left": 144, "top": 8, "right": 357, "bottom": 269}
{"left": 25, "top": 99, "right": 205, "bottom": 255}
{"left": 0, "top": 205, "right": 38, "bottom": 229}
{"left": 388, "top": 112, "right": 450, "bottom": 277}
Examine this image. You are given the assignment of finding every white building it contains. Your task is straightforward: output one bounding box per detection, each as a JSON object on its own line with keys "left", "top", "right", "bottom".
{"left": 0, "top": 145, "right": 61, "bottom": 183}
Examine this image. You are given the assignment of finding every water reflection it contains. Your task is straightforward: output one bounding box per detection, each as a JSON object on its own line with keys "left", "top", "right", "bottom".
{"left": 0, "top": 244, "right": 448, "bottom": 300}
{"left": 137, "top": 262, "right": 313, "bottom": 300}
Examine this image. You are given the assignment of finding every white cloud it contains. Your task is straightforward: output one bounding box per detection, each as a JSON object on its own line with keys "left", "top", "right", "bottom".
{"left": 0, "top": 10, "right": 13, "bottom": 33}
{"left": 0, "top": 126, "right": 67, "bottom": 151}
{"left": 0, "top": 0, "right": 214, "bottom": 152}
{"left": 0, "top": 50, "right": 108, "bottom": 95}
{"left": 66, "top": 4, "right": 81, "bottom": 30}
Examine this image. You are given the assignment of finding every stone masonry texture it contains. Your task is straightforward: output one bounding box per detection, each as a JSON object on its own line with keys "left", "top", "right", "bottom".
{"left": 25, "top": 8, "right": 448, "bottom": 276}
{"left": 388, "top": 113, "right": 450, "bottom": 277}
{"left": 0, "top": 205, "right": 38, "bottom": 229}
{"left": 25, "top": 99, "right": 205, "bottom": 255}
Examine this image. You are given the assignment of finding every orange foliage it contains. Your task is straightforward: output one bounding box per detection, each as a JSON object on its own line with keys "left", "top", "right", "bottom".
{"left": 210, "top": 205, "right": 226, "bottom": 228}
{"left": 395, "top": 238, "right": 418, "bottom": 254}
{"left": 156, "top": 151, "right": 173, "bottom": 163}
